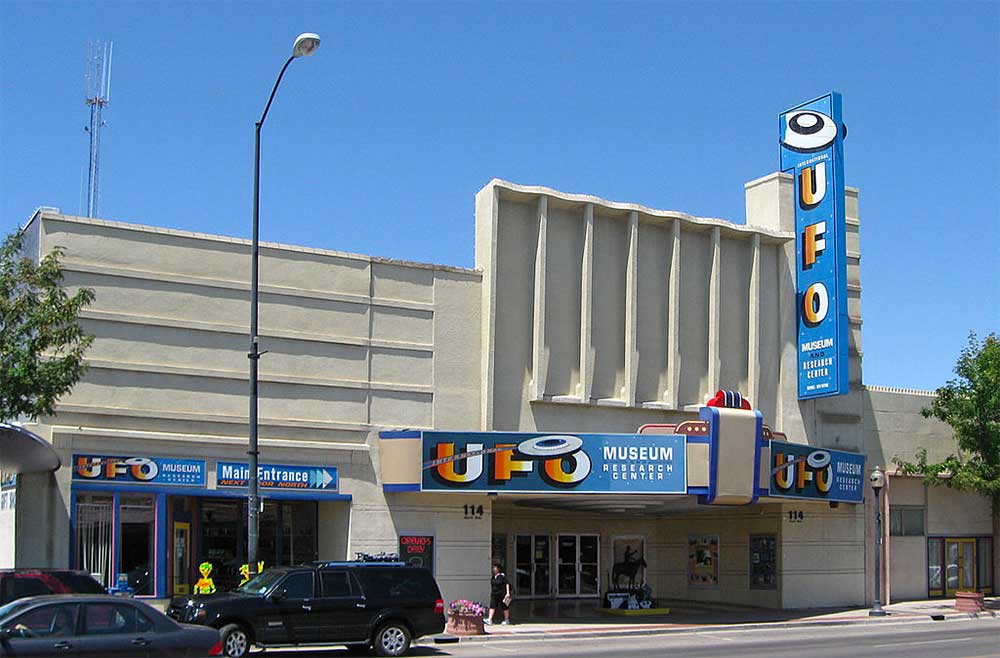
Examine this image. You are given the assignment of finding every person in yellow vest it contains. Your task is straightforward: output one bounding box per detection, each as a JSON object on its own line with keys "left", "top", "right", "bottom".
{"left": 193, "top": 561, "right": 216, "bottom": 595}
{"left": 238, "top": 562, "right": 265, "bottom": 587}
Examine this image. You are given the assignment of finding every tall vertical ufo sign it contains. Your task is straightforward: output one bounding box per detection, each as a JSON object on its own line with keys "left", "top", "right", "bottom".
{"left": 780, "top": 93, "right": 849, "bottom": 399}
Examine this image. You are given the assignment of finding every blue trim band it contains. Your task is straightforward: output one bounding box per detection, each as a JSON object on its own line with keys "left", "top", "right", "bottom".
{"left": 378, "top": 431, "right": 422, "bottom": 439}
{"left": 749, "top": 410, "right": 764, "bottom": 505}
{"left": 112, "top": 491, "right": 121, "bottom": 587}
{"left": 383, "top": 484, "right": 421, "bottom": 492}
{"left": 71, "top": 482, "right": 352, "bottom": 502}
{"left": 155, "top": 494, "right": 167, "bottom": 598}
{"left": 699, "top": 407, "right": 722, "bottom": 504}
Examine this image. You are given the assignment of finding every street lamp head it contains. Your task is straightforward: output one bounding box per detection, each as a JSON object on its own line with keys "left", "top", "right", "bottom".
{"left": 870, "top": 465, "right": 885, "bottom": 491}
{"left": 292, "top": 33, "right": 321, "bottom": 58}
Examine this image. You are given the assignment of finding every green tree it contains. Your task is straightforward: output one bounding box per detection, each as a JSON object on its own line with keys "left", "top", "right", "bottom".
{"left": 894, "top": 332, "right": 1000, "bottom": 589}
{"left": 0, "top": 229, "right": 95, "bottom": 422}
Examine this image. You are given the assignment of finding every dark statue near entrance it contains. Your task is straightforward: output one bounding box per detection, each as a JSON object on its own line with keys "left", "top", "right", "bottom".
{"left": 611, "top": 544, "right": 647, "bottom": 589}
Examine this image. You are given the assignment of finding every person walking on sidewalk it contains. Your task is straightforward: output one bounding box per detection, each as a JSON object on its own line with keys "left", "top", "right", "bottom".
{"left": 485, "top": 563, "right": 512, "bottom": 626}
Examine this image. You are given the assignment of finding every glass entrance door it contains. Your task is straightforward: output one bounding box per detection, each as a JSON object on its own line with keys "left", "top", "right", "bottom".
{"left": 557, "top": 534, "right": 599, "bottom": 597}
{"left": 514, "top": 534, "right": 550, "bottom": 598}
{"left": 945, "top": 538, "right": 976, "bottom": 596}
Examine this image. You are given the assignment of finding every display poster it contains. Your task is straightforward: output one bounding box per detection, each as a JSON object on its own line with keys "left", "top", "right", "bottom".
{"left": 749, "top": 535, "right": 777, "bottom": 589}
{"left": 611, "top": 536, "right": 646, "bottom": 589}
{"left": 398, "top": 535, "right": 434, "bottom": 573}
{"left": 779, "top": 92, "right": 850, "bottom": 399}
{"left": 421, "top": 431, "right": 686, "bottom": 494}
{"left": 216, "top": 462, "right": 338, "bottom": 492}
{"left": 73, "top": 455, "right": 206, "bottom": 487}
{"left": 687, "top": 535, "right": 719, "bottom": 586}
{"left": 768, "top": 441, "right": 865, "bottom": 503}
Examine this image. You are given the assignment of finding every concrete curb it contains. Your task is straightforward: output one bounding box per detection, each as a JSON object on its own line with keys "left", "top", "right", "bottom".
{"left": 424, "top": 610, "right": 998, "bottom": 645}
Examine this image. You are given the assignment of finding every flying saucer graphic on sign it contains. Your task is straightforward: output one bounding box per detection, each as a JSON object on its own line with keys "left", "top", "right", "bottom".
{"left": 420, "top": 431, "right": 686, "bottom": 494}
{"left": 780, "top": 110, "right": 842, "bottom": 153}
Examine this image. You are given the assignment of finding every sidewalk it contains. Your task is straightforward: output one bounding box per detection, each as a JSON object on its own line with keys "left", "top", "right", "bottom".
{"left": 431, "top": 597, "right": 999, "bottom": 644}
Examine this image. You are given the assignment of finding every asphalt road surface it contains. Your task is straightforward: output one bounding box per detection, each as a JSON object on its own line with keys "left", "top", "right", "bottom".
{"left": 261, "top": 618, "right": 1000, "bottom": 658}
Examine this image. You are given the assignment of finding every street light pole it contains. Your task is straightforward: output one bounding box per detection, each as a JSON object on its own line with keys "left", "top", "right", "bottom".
{"left": 248, "top": 33, "right": 320, "bottom": 579}
{"left": 869, "top": 465, "right": 886, "bottom": 617}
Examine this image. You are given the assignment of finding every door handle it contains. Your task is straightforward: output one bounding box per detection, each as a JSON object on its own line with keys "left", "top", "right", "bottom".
{"left": 52, "top": 641, "right": 73, "bottom": 651}
{"left": 355, "top": 602, "right": 366, "bottom": 608}
{"left": 132, "top": 638, "right": 152, "bottom": 646}
{"left": 302, "top": 605, "right": 312, "bottom": 612}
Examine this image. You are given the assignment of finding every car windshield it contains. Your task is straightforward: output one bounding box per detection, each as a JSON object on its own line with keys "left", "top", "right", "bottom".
{"left": 236, "top": 570, "right": 286, "bottom": 596}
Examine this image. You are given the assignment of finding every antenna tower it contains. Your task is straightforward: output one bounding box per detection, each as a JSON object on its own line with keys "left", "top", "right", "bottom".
{"left": 85, "top": 40, "right": 112, "bottom": 218}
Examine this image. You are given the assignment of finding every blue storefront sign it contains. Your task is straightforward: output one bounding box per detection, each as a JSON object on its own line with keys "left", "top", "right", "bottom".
{"left": 72, "top": 454, "right": 206, "bottom": 487}
{"left": 767, "top": 441, "right": 865, "bottom": 503}
{"left": 421, "top": 431, "right": 687, "bottom": 494}
{"left": 780, "top": 92, "right": 850, "bottom": 399}
{"left": 216, "top": 462, "right": 338, "bottom": 492}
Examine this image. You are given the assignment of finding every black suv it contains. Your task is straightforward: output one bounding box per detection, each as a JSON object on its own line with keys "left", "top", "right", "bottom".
{"left": 166, "top": 562, "right": 445, "bottom": 658}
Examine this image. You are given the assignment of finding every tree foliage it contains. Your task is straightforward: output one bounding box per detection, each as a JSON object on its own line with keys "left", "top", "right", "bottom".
{"left": 0, "top": 229, "right": 95, "bottom": 422}
{"left": 894, "top": 332, "right": 1000, "bottom": 510}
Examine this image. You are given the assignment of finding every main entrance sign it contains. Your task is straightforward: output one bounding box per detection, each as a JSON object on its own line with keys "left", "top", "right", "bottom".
{"left": 780, "top": 92, "right": 850, "bottom": 399}
{"left": 421, "top": 431, "right": 687, "bottom": 494}
{"left": 216, "top": 462, "right": 338, "bottom": 491}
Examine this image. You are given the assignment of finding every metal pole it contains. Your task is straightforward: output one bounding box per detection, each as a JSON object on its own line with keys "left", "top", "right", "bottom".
{"left": 248, "top": 55, "right": 294, "bottom": 579}
{"left": 870, "top": 487, "right": 886, "bottom": 616}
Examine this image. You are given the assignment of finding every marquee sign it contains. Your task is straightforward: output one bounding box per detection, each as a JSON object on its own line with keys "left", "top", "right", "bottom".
{"left": 216, "top": 462, "right": 338, "bottom": 491}
{"left": 420, "top": 431, "right": 687, "bottom": 494}
{"left": 73, "top": 454, "right": 206, "bottom": 487}
{"left": 767, "top": 441, "right": 865, "bottom": 503}
{"left": 780, "top": 92, "right": 850, "bottom": 399}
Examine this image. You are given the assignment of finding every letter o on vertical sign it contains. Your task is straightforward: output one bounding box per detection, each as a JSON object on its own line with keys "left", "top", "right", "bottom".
{"left": 802, "top": 283, "right": 829, "bottom": 327}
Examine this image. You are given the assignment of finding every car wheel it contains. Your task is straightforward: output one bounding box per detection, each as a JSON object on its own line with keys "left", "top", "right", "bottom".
{"left": 373, "top": 621, "right": 411, "bottom": 657}
{"left": 220, "top": 623, "right": 251, "bottom": 658}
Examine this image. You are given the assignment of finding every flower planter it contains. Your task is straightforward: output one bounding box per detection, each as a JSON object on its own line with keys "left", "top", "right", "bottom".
{"left": 446, "top": 612, "right": 485, "bottom": 636}
{"left": 955, "top": 591, "right": 985, "bottom": 613}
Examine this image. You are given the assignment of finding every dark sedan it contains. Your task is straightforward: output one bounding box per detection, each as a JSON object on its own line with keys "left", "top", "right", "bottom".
{"left": 0, "top": 595, "right": 222, "bottom": 657}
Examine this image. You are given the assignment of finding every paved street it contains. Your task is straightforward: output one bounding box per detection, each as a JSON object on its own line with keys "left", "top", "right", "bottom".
{"left": 259, "top": 618, "right": 1000, "bottom": 658}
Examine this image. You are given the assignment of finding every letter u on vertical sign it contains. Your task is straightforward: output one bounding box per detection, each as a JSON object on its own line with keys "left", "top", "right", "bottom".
{"left": 779, "top": 93, "right": 849, "bottom": 399}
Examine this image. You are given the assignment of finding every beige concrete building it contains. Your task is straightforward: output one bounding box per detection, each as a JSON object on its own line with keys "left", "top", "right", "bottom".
{"left": 0, "top": 175, "right": 993, "bottom": 609}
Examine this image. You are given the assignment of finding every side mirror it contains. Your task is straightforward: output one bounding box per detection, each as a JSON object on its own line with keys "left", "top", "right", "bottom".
{"left": 269, "top": 589, "right": 287, "bottom": 603}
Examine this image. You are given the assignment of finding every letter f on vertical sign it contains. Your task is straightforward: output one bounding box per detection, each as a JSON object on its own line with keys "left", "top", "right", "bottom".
{"left": 798, "top": 162, "right": 826, "bottom": 209}
{"left": 803, "top": 221, "right": 827, "bottom": 269}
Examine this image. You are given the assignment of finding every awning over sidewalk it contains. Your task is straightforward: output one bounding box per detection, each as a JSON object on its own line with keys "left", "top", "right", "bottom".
{"left": 0, "top": 423, "right": 60, "bottom": 474}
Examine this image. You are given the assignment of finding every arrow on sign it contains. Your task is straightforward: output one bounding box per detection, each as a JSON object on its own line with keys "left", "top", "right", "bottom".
{"left": 309, "top": 468, "right": 336, "bottom": 489}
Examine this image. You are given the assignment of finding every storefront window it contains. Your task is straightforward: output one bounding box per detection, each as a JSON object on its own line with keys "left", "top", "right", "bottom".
{"left": 977, "top": 538, "right": 992, "bottom": 591}
{"left": 889, "top": 507, "right": 925, "bottom": 536}
{"left": 281, "top": 502, "right": 317, "bottom": 566}
{"left": 928, "top": 538, "right": 943, "bottom": 596}
{"left": 119, "top": 494, "right": 155, "bottom": 596}
{"left": 200, "top": 499, "right": 242, "bottom": 592}
{"left": 199, "top": 498, "right": 318, "bottom": 592}
{"left": 75, "top": 493, "right": 114, "bottom": 589}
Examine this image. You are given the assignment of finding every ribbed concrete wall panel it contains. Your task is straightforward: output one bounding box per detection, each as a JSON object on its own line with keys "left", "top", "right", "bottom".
{"left": 543, "top": 205, "right": 585, "bottom": 398}
{"left": 635, "top": 220, "right": 673, "bottom": 404}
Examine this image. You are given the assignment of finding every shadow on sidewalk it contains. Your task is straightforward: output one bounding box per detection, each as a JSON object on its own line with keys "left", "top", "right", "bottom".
{"left": 503, "top": 598, "right": 865, "bottom": 628}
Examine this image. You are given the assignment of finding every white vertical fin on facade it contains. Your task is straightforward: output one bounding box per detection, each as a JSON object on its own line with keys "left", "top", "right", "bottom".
{"left": 667, "top": 218, "right": 681, "bottom": 408}
{"left": 748, "top": 233, "right": 762, "bottom": 406}
{"left": 578, "top": 203, "right": 595, "bottom": 402}
{"left": 476, "top": 185, "right": 500, "bottom": 430}
{"left": 624, "top": 210, "right": 639, "bottom": 406}
{"left": 531, "top": 195, "right": 548, "bottom": 400}
{"left": 708, "top": 225, "right": 721, "bottom": 398}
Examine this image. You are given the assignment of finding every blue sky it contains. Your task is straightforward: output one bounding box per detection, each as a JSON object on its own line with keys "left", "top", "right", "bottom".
{"left": 1, "top": 1, "right": 997, "bottom": 392}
